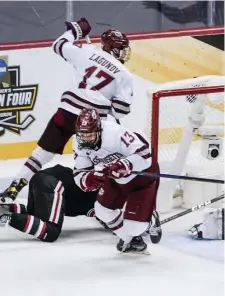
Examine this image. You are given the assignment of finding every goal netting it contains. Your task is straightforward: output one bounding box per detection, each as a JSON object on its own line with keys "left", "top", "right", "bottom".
{"left": 146, "top": 75, "right": 224, "bottom": 212}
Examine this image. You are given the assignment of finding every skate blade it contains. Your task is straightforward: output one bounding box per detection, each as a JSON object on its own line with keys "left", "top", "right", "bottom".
{"left": 136, "top": 249, "right": 151, "bottom": 256}
{"left": 120, "top": 248, "right": 151, "bottom": 256}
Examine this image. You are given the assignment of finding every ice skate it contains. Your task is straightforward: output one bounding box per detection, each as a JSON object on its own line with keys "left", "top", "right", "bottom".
{"left": 147, "top": 210, "right": 162, "bottom": 244}
{"left": 116, "top": 236, "right": 150, "bottom": 255}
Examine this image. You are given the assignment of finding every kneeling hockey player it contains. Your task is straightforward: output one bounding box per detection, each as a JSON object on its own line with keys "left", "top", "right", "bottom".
{"left": 0, "top": 164, "right": 101, "bottom": 242}
{"left": 73, "top": 108, "right": 162, "bottom": 254}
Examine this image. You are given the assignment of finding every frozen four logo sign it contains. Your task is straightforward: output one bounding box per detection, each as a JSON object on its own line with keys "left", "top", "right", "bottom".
{"left": 0, "top": 59, "right": 38, "bottom": 136}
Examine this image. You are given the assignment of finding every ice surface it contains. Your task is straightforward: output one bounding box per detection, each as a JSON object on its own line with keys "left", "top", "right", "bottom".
{"left": 0, "top": 155, "right": 224, "bottom": 296}
{"left": 0, "top": 214, "right": 224, "bottom": 296}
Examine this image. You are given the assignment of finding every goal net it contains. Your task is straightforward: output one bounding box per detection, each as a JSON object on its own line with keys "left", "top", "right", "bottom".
{"left": 146, "top": 75, "right": 224, "bottom": 212}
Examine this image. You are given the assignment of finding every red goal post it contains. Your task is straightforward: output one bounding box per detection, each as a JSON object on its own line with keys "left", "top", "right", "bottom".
{"left": 147, "top": 81, "right": 224, "bottom": 212}
{"left": 150, "top": 85, "right": 224, "bottom": 167}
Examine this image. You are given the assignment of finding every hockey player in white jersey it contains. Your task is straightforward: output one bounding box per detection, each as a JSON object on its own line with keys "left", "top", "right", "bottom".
{"left": 0, "top": 17, "right": 133, "bottom": 203}
{"left": 73, "top": 108, "right": 162, "bottom": 253}
{"left": 55, "top": 20, "right": 133, "bottom": 119}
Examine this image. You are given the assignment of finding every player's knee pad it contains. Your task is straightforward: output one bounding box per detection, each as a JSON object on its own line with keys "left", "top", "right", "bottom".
{"left": 94, "top": 201, "right": 121, "bottom": 224}
{"left": 124, "top": 181, "right": 159, "bottom": 222}
{"left": 40, "top": 222, "right": 62, "bottom": 243}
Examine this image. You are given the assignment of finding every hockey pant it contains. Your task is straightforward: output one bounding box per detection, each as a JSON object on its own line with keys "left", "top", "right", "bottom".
{"left": 95, "top": 164, "right": 160, "bottom": 242}
{"left": 38, "top": 108, "right": 78, "bottom": 154}
{"left": 8, "top": 172, "right": 66, "bottom": 242}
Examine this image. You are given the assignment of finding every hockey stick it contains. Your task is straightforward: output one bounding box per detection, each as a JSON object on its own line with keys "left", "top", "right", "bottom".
{"left": 161, "top": 193, "right": 224, "bottom": 225}
{"left": 0, "top": 115, "right": 35, "bottom": 130}
{"left": 85, "top": 35, "right": 91, "bottom": 44}
{"left": 74, "top": 169, "right": 225, "bottom": 184}
{"left": 0, "top": 115, "right": 16, "bottom": 122}
{"left": 131, "top": 171, "right": 225, "bottom": 184}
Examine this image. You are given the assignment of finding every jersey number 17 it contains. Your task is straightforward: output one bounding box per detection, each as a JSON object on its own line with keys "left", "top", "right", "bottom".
{"left": 79, "top": 66, "right": 114, "bottom": 90}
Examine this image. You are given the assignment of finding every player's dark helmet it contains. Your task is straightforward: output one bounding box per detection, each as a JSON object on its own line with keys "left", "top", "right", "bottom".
{"left": 75, "top": 108, "right": 101, "bottom": 149}
{"left": 101, "top": 29, "right": 131, "bottom": 63}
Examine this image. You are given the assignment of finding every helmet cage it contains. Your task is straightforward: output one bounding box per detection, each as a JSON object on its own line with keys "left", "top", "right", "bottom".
{"left": 76, "top": 129, "right": 101, "bottom": 149}
{"left": 101, "top": 29, "right": 131, "bottom": 63}
{"left": 110, "top": 46, "right": 131, "bottom": 63}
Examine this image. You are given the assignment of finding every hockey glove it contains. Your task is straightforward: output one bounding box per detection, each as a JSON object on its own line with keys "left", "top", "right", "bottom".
{"left": 103, "top": 159, "right": 133, "bottom": 179}
{"left": 188, "top": 223, "right": 203, "bottom": 239}
{"left": 81, "top": 171, "right": 105, "bottom": 192}
{"left": 65, "top": 17, "right": 91, "bottom": 40}
{"left": 0, "top": 178, "right": 28, "bottom": 203}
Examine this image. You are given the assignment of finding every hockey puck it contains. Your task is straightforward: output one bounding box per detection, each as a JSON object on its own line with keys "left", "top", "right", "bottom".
{"left": 0, "top": 126, "right": 5, "bottom": 136}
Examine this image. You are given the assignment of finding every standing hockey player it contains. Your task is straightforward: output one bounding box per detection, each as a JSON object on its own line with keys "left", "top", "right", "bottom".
{"left": 73, "top": 108, "right": 161, "bottom": 253}
{"left": 0, "top": 164, "right": 103, "bottom": 242}
{"left": 0, "top": 17, "right": 133, "bottom": 203}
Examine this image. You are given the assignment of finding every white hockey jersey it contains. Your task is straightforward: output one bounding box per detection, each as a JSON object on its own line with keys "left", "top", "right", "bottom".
{"left": 52, "top": 30, "right": 133, "bottom": 119}
{"left": 73, "top": 121, "right": 152, "bottom": 189}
